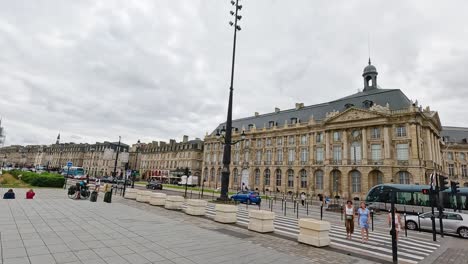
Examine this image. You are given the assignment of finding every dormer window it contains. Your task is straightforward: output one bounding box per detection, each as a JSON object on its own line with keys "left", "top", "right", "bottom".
{"left": 363, "top": 100, "right": 374, "bottom": 108}
{"left": 248, "top": 124, "right": 254, "bottom": 131}
{"left": 290, "top": 117, "right": 297, "bottom": 124}
{"left": 345, "top": 103, "right": 354, "bottom": 109}
{"left": 268, "top": 121, "right": 275, "bottom": 128}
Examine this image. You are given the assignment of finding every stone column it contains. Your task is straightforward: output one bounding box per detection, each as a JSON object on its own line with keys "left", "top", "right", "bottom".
{"left": 342, "top": 130, "right": 348, "bottom": 165}
{"left": 426, "top": 129, "right": 433, "bottom": 161}
{"left": 384, "top": 126, "right": 391, "bottom": 159}
{"left": 362, "top": 128, "right": 368, "bottom": 164}
{"left": 325, "top": 131, "right": 330, "bottom": 162}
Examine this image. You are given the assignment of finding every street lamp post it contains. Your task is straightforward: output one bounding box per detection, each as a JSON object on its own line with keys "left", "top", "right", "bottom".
{"left": 112, "top": 136, "right": 122, "bottom": 178}
{"left": 132, "top": 139, "right": 141, "bottom": 188}
{"left": 218, "top": 0, "right": 244, "bottom": 201}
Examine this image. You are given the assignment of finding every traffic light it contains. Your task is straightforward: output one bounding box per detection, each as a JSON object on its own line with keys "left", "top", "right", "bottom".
{"left": 451, "top": 181, "right": 460, "bottom": 194}
{"left": 422, "top": 189, "right": 430, "bottom": 195}
{"left": 438, "top": 175, "right": 449, "bottom": 191}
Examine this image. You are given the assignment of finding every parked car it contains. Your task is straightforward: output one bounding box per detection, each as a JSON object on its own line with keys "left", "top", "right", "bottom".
{"left": 101, "top": 176, "right": 115, "bottom": 183}
{"left": 230, "top": 191, "right": 261, "bottom": 205}
{"left": 146, "top": 181, "right": 163, "bottom": 190}
{"left": 405, "top": 211, "right": 468, "bottom": 239}
{"left": 116, "top": 179, "right": 131, "bottom": 186}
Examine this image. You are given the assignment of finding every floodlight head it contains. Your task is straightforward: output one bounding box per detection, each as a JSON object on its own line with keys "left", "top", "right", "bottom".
{"left": 236, "top": 25, "right": 241, "bottom": 30}
{"left": 229, "top": 21, "right": 234, "bottom": 26}
{"left": 230, "top": 10, "right": 234, "bottom": 15}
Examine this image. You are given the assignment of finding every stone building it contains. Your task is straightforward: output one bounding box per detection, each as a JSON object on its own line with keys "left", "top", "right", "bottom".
{"left": 202, "top": 61, "right": 452, "bottom": 199}
{"left": 81, "top": 142, "right": 130, "bottom": 177}
{"left": 441, "top": 127, "right": 468, "bottom": 187}
{"left": 138, "top": 136, "right": 203, "bottom": 181}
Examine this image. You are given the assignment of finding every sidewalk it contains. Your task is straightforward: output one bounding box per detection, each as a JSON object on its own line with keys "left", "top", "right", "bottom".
{"left": 0, "top": 188, "right": 377, "bottom": 264}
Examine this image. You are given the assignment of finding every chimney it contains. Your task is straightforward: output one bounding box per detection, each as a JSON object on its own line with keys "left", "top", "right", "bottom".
{"left": 275, "top": 107, "right": 280, "bottom": 113}
{"left": 254, "top": 112, "right": 259, "bottom": 116}
{"left": 295, "top": 103, "right": 304, "bottom": 110}
{"left": 183, "top": 135, "right": 189, "bottom": 143}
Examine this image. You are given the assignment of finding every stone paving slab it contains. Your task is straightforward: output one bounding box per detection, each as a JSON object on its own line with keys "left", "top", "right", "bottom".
{"left": 1, "top": 188, "right": 376, "bottom": 264}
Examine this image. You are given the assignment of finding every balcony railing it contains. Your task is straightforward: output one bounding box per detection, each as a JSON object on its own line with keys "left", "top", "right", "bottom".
{"left": 348, "top": 160, "right": 362, "bottom": 165}
{"left": 397, "top": 160, "right": 409, "bottom": 166}
{"left": 287, "top": 161, "right": 294, "bottom": 165}
{"left": 254, "top": 161, "right": 262, "bottom": 165}
{"left": 313, "top": 160, "right": 324, "bottom": 165}
{"left": 275, "top": 161, "right": 283, "bottom": 165}
{"left": 370, "top": 160, "right": 383, "bottom": 165}
{"left": 264, "top": 161, "right": 272, "bottom": 165}
{"left": 331, "top": 160, "right": 342, "bottom": 165}
{"left": 300, "top": 161, "right": 308, "bottom": 165}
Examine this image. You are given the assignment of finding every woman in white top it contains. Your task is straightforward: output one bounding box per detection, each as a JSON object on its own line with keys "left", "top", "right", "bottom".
{"left": 387, "top": 208, "right": 403, "bottom": 241}
{"left": 95, "top": 179, "right": 101, "bottom": 192}
{"left": 343, "top": 200, "right": 355, "bottom": 239}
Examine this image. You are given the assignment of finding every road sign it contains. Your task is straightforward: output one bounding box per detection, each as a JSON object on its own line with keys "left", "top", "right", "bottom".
{"left": 67, "top": 161, "right": 72, "bottom": 167}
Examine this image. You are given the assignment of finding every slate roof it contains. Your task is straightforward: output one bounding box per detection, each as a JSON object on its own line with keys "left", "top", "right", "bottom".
{"left": 441, "top": 126, "right": 468, "bottom": 143}
{"left": 213, "top": 88, "right": 412, "bottom": 134}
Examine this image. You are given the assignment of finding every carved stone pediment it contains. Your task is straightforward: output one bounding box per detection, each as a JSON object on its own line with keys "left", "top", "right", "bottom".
{"left": 325, "top": 108, "right": 385, "bottom": 124}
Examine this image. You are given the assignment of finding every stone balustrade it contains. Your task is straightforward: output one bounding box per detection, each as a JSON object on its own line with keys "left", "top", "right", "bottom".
{"left": 136, "top": 190, "right": 152, "bottom": 203}
{"left": 248, "top": 210, "right": 275, "bottom": 233}
{"left": 297, "top": 218, "right": 330, "bottom": 247}
{"left": 214, "top": 204, "right": 237, "bottom": 223}
{"left": 184, "top": 199, "right": 207, "bottom": 216}
{"left": 164, "top": 195, "right": 184, "bottom": 210}
{"left": 149, "top": 192, "right": 167, "bottom": 206}
{"left": 124, "top": 188, "right": 138, "bottom": 200}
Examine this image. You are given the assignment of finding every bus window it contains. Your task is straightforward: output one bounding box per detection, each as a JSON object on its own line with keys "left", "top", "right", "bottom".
{"left": 414, "top": 193, "right": 430, "bottom": 206}
{"left": 396, "top": 192, "right": 412, "bottom": 205}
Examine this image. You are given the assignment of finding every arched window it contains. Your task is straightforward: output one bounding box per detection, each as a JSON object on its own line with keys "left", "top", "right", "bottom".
{"left": 287, "top": 169, "right": 294, "bottom": 187}
{"left": 351, "top": 170, "right": 361, "bottom": 193}
{"left": 315, "top": 170, "right": 323, "bottom": 190}
{"left": 275, "top": 169, "right": 282, "bottom": 187}
{"left": 377, "top": 171, "right": 383, "bottom": 185}
{"left": 210, "top": 168, "right": 215, "bottom": 182}
{"left": 264, "top": 169, "right": 271, "bottom": 185}
{"left": 217, "top": 168, "right": 221, "bottom": 183}
{"left": 399, "top": 171, "right": 410, "bottom": 184}
{"left": 254, "top": 169, "right": 260, "bottom": 185}
{"left": 350, "top": 141, "right": 362, "bottom": 163}
{"left": 233, "top": 168, "right": 238, "bottom": 183}
{"left": 300, "top": 170, "right": 307, "bottom": 188}
{"left": 203, "top": 168, "right": 208, "bottom": 182}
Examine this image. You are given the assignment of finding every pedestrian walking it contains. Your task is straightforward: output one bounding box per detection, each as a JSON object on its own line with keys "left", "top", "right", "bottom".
{"left": 26, "top": 189, "right": 35, "bottom": 199}
{"left": 95, "top": 178, "right": 101, "bottom": 192}
{"left": 357, "top": 201, "right": 370, "bottom": 243}
{"left": 387, "top": 208, "right": 403, "bottom": 241}
{"left": 300, "top": 193, "right": 306, "bottom": 206}
{"left": 344, "top": 200, "right": 355, "bottom": 239}
{"left": 3, "top": 189, "right": 15, "bottom": 199}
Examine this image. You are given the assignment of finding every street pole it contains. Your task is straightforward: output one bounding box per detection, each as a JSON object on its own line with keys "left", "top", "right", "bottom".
{"left": 390, "top": 190, "right": 398, "bottom": 264}
{"left": 112, "top": 136, "right": 121, "bottom": 178}
{"left": 219, "top": 0, "right": 243, "bottom": 201}
{"left": 184, "top": 167, "right": 189, "bottom": 198}
{"left": 123, "top": 162, "right": 128, "bottom": 197}
{"left": 430, "top": 173, "right": 437, "bottom": 242}
{"left": 435, "top": 173, "right": 444, "bottom": 238}
{"left": 132, "top": 140, "right": 140, "bottom": 188}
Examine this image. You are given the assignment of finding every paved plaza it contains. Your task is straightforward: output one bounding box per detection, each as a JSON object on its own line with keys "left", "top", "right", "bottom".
{"left": 0, "top": 188, "right": 376, "bottom": 264}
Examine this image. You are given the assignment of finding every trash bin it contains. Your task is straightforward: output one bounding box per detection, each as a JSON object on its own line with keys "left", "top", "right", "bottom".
{"left": 90, "top": 191, "right": 98, "bottom": 202}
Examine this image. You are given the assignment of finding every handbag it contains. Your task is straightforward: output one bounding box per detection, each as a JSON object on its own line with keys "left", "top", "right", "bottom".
{"left": 346, "top": 215, "right": 353, "bottom": 220}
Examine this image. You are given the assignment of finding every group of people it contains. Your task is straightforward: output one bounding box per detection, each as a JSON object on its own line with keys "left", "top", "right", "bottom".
{"left": 3, "top": 189, "right": 35, "bottom": 199}
{"left": 344, "top": 201, "right": 403, "bottom": 243}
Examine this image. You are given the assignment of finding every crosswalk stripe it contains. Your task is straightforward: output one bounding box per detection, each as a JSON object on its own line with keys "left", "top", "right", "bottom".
{"left": 203, "top": 205, "right": 439, "bottom": 263}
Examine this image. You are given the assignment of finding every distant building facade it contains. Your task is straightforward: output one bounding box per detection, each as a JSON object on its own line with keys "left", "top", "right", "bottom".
{"left": 441, "top": 127, "right": 468, "bottom": 187}
{"left": 202, "top": 61, "right": 467, "bottom": 199}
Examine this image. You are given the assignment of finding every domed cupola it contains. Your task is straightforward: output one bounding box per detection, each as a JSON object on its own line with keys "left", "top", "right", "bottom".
{"left": 362, "top": 58, "right": 378, "bottom": 91}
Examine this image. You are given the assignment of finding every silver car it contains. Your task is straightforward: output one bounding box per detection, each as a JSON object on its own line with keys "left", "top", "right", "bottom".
{"left": 405, "top": 211, "right": 468, "bottom": 239}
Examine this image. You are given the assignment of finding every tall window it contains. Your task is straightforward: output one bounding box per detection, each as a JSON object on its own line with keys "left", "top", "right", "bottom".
{"left": 396, "top": 144, "right": 409, "bottom": 161}
{"left": 277, "top": 149, "right": 283, "bottom": 162}
{"left": 447, "top": 152, "right": 453, "bottom": 161}
{"left": 315, "top": 170, "right": 323, "bottom": 190}
{"left": 300, "top": 170, "right": 307, "bottom": 188}
{"left": 351, "top": 171, "right": 361, "bottom": 193}
{"left": 266, "top": 150, "right": 272, "bottom": 163}
{"left": 256, "top": 139, "right": 263, "bottom": 148}
{"left": 233, "top": 168, "right": 238, "bottom": 183}
{"left": 371, "top": 144, "right": 382, "bottom": 161}
{"left": 266, "top": 138, "right": 272, "bottom": 146}
{"left": 371, "top": 127, "right": 381, "bottom": 139}
{"left": 234, "top": 152, "right": 240, "bottom": 162}
{"left": 288, "top": 136, "right": 295, "bottom": 145}
{"left": 277, "top": 137, "right": 283, "bottom": 146}
{"left": 210, "top": 168, "right": 215, "bottom": 182}
{"left": 244, "top": 139, "right": 250, "bottom": 148}
{"left": 213, "top": 153, "right": 217, "bottom": 163}
{"left": 316, "top": 147, "right": 324, "bottom": 162}
{"left": 396, "top": 125, "right": 407, "bottom": 137}
{"left": 449, "top": 164, "right": 455, "bottom": 177}
{"left": 288, "top": 149, "right": 295, "bottom": 163}
{"left": 300, "top": 148, "right": 308, "bottom": 162}
{"left": 300, "top": 135, "right": 308, "bottom": 145}
{"left": 275, "top": 169, "right": 282, "bottom": 187}
{"left": 398, "top": 171, "right": 410, "bottom": 184}
{"left": 316, "top": 132, "right": 323, "bottom": 143}
{"left": 287, "top": 170, "right": 294, "bottom": 187}
{"left": 244, "top": 151, "right": 250, "bottom": 162}
{"left": 333, "top": 146, "right": 342, "bottom": 162}
{"left": 350, "top": 142, "right": 362, "bottom": 163}
{"left": 333, "top": 131, "right": 341, "bottom": 141}
{"left": 256, "top": 150, "right": 262, "bottom": 163}
{"left": 206, "top": 153, "right": 211, "bottom": 163}
{"left": 264, "top": 169, "right": 271, "bottom": 185}
{"left": 254, "top": 169, "right": 260, "bottom": 185}
{"left": 332, "top": 170, "right": 340, "bottom": 193}
{"left": 462, "top": 165, "right": 467, "bottom": 177}
{"left": 460, "top": 153, "right": 466, "bottom": 161}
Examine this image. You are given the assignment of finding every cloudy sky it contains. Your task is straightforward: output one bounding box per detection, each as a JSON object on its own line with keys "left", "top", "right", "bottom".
{"left": 1, "top": 0, "right": 468, "bottom": 146}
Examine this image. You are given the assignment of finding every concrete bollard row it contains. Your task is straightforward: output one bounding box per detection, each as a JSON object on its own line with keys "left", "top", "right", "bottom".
{"left": 149, "top": 193, "right": 167, "bottom": 206}
{"left": 248, "top": 210, "right": 275, "bottom": 233}
{"left": 214, "top": 204, "right": 237, "bottom": 223}
{"left": 297, "top": 218, "right": 330, "bottom": 247}
{"left": 184, "top": 199, "right": 207, "bottom": 216}
{"left": 136, "top": 190, "right": 152, "bottom": 203}
{"left": 124, "top": 188, "right": 137, "bottom": 200}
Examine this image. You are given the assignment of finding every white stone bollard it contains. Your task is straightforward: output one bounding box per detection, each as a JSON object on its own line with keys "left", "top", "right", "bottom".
{"left": 124, "top": 188, "right": 138, "bottom": 200}
{"left": 297, "top": 218, "right": 330, "bottom": 247}
{"left": 136, "top": 190, "right": 151, "bottom": 203}
{"left": 164, "top": 196, "right": 184, "bottom": 210}
{"left": 149, "top": 193, "right": 167, "bottom": 206}
{"left": 184, "top": 199, "right": 207, "bottom": 216}
{"left": 214, "top": 204, "right": 237, "bottom": 223}
{"left": 248, "top": 210, "right": 275, "bottom": 233}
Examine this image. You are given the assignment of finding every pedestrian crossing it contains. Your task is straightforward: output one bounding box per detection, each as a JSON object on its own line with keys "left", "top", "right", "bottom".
{"left": 202, "top": 204, "right": 439, "bottom": 264}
